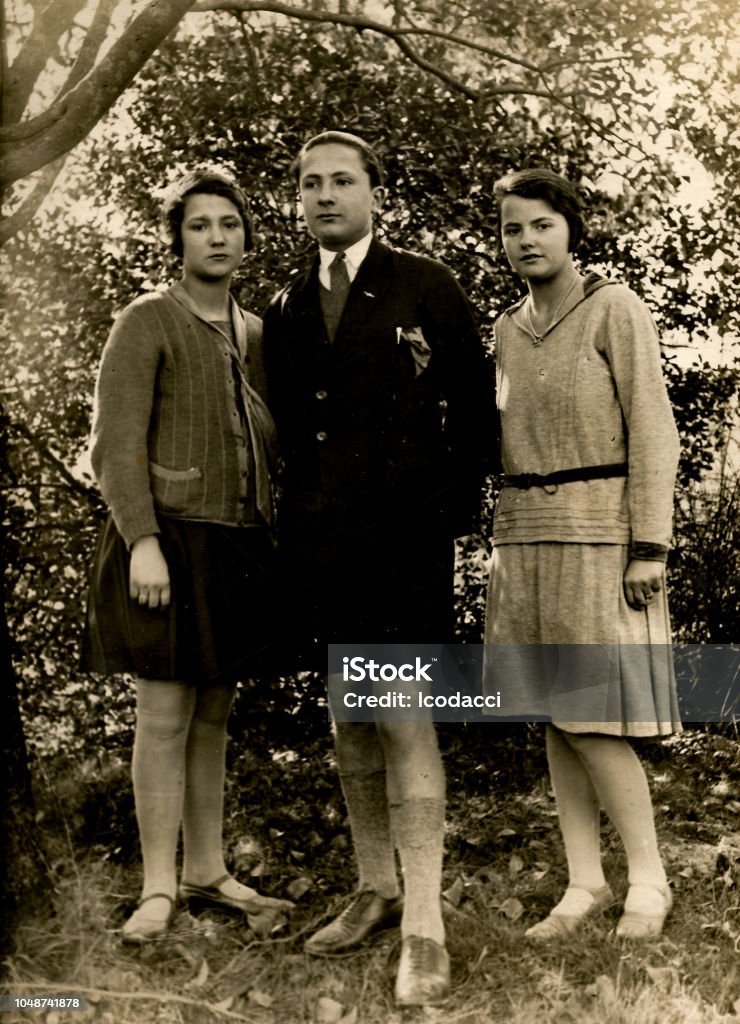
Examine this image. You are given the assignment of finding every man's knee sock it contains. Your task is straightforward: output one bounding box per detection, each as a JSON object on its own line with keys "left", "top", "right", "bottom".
{"left": 389, "top": 797, "right": 445, "bottom": 943}
{"left": 339, "top": 768, "right": 399, "bottom": 898}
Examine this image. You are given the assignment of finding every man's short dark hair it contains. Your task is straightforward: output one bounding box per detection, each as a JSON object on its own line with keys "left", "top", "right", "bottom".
{"left": 292, "top": 131, "right": 385, "bottom": 189}
{"left": 161, "top": 166, "right": 253, "bottom": 257}
{"left": 493, "top": 168, "right": 585, "bottom": 251}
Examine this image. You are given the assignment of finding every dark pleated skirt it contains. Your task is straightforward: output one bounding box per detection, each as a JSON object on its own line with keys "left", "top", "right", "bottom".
{"left": 81, "top": 514, "right": 280, "bottom": 685}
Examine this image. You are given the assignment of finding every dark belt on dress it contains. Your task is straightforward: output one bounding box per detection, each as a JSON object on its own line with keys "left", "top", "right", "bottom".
{"left": 503, "top": 462, "right": 628, "bottom": 490}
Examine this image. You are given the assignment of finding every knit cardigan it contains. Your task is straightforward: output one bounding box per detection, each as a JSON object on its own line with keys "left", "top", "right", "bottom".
{"left": 90, "top": 285, "right": 269, "bottom": 548}
{"left": 493, "top": 276, "right": 680, "bottom": 551}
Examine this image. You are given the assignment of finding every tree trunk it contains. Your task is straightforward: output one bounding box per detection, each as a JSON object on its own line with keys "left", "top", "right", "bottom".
{"left": 0, "top": 448, "right": 49, "bottom": 958}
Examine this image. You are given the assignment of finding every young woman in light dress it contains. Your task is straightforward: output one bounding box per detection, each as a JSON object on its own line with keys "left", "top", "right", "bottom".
{"left": 485, "top": 169, "right": 680, "bottom": 940}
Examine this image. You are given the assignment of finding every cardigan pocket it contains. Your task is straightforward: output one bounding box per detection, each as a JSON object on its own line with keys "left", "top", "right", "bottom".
{"left": 149, "top": 460, "right": 203, "bottom": 513}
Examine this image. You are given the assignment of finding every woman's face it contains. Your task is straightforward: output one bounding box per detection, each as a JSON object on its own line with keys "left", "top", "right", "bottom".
{"left": 500, "top": 195, "right": 572, "bottom": 283}
{"left": 180, "top": 193, "right": 245, "bottom": 281}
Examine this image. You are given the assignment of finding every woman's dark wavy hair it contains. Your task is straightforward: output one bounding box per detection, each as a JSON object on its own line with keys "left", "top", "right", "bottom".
{"left": 493, "top": 168, "right": 585, "bottom": 251}
{"left": 292, "top": 131, "right": 385, "bottom": 189}
{"left": 161, "top": 166, "right": 253, "bottom": 257}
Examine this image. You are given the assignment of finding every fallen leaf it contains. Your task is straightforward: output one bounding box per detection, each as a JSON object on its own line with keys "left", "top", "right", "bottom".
{"left": 473, "top": 865, "right": 501, "bottom": 885}
{"left": 442, "top": 876, "right": 464, "bottom": 907}
{"left": 595, "top": 974, "right": 617, "bottom": 1006}
{"left": 498, "top": 897, "right": 524, "bottom": 921}
{"left": 316, "top": 995, "right": 344, "bottom": 1022}
{"left": 249, "top": 989, "right": 273, "bottom": 1008}
{"left": 508, "top": 854, "right": 524, "bottom": 876}
{"left": 497, "top": 828, "right": 516, "bottom": 838}
{"left": 290, "top": 848, "right": 306, "bottom": 862}
{"left": 287, "top": 876, "right": 313, "bottom": 900}
{"left": 248, "top": 906, "right": 290, "bottom": 936}
{"left": 645, "top": 965, "right": 679, "bottom": 992}
{"left": 174, "top": 942, "right": 199, "bottom": 967}
{"left": 185, "top": 958, "right": 209, "bottom": 990}
{"left": 338, "top": 1007, "right": 358, "bottom": 1024}
{"left": 235, "top": 837, "right": 262, "bottom": 857}
{"left": 212, "top": 996, "right": 234, "bottom": 1012}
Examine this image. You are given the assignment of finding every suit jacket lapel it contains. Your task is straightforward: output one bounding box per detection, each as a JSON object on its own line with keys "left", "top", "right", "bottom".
{"left": 281, "top": 238, "right": 396, "bottom": 342}
{"left": 333, "top": 239, "right": 395, "bottom": 342}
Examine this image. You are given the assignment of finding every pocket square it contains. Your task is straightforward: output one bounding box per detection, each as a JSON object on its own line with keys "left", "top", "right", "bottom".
{"left": 397, "top": 325, "right": 431, "bottom": 377}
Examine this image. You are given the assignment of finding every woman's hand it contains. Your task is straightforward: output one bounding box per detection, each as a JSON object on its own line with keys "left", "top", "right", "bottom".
{"left": 623, "top": 558, "right": 664, "bottom": 610}
{"left": 130, "top": 535, "right": 171, "bottom": 609}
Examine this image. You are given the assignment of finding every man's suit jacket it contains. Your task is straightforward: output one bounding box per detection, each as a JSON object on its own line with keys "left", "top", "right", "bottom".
{"left": 263, "top": 237, "right": 496, "bottom": 546}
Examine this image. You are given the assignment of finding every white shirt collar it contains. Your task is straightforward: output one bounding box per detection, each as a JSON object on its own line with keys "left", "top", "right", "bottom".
{"left": 318, "top": 232, "right": 373, "bottom": 287}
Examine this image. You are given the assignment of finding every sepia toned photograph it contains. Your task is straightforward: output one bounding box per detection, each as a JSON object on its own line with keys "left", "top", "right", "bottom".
{"left": 1, "top": 1, "right": 738, "bottom": 1021}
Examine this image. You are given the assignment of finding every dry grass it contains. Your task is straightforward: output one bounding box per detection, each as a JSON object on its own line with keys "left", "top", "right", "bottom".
{"left": 3, "top": 731, "right": 740, "bottom": 1023}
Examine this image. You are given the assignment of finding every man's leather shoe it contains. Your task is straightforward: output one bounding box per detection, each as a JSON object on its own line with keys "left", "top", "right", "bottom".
{"left": 395, "top": 935, "right": 450, "bottom": 1006}
{"left": 304, "top": 890, "right": 403, "bottom": 955}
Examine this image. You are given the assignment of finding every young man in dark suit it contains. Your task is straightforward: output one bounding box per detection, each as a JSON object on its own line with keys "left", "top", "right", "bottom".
{"left": 263, "top": 131, "right": 494, "bottom": 1007}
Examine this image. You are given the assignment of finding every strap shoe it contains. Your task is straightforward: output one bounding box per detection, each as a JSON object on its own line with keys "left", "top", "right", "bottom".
{"left": 121, "top": 892, "right": 176, "bottom": 945}
{"left": 616, "top": 882, "right": 672, "bottom": 940}
{"left": 179, "top": 874, "right": 294, "bottom": 916}
{"left": 524, "top": 884, "right": 614, "bottom": 941}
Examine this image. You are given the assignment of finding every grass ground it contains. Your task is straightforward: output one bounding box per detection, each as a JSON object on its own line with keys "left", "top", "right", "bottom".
{"left": 3, "top": 726, "right": 740, "bottom": 1024}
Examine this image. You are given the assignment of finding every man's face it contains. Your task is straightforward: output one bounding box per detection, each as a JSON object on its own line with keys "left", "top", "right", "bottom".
{"left": 299, "top": 143, "right": 385, "bottom": 251}
{"left": 180, "top": 193, "right": 245, "bottom": 281}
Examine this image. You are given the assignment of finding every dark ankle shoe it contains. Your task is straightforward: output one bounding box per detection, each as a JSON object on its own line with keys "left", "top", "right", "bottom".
{"left": 305, "top": 890, "right": 403, "bottom": 955}
{"left": 395, "top": 935, "right": 450, "bottom": 1006}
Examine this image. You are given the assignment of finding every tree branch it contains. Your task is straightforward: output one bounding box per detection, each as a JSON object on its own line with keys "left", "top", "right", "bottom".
{"left": 194, "top": 0, "right": 543, "bottom": 74}
{"left": 0, "top": 0, "right": 197, "bottom": 187}
{"left": 3, "top": 0, "right": 87, "bottom": 124}
{"left": 58, "top": 0, "right": 120, "bottom": 98}
{"left": 10, "top": 419, "right": 104, "bottom": 511}
{"left": 0, "top": 156, "right": 67, "bottom": 246}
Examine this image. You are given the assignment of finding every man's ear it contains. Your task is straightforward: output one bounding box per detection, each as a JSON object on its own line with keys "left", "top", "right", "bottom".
{"left": 372, "top": 186, "right": 387, "bottom": 212}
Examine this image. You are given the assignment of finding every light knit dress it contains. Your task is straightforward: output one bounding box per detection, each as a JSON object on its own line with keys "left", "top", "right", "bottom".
{"left": 483, "top": 274, "right": 682, "bottom": 736}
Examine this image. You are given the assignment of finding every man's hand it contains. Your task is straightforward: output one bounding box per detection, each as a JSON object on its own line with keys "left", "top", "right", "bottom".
{"left": 623, "top": 558, "right": 664, "bottom": 610}
{"left": 130, "top": 534, "right": 171, "bottom": 609}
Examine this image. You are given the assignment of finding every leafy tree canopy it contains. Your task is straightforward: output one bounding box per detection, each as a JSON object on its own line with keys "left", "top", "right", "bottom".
{"left": 1, "top": 2, "right": 739, "bottom": 762}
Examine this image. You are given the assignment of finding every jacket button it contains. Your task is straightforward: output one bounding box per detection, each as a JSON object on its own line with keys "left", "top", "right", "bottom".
{"left": 316, "top": 431, "right": 328, "bottom": 442}
{"left": 316, "top": 389, "right": 328, "bottom": 400}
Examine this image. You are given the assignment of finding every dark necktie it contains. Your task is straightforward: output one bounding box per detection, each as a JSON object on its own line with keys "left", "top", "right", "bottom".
{"left": 330, "top": 251, "right": 351, "bottom": 298}
{"left": 322, "top": 252, "right": 351, "bottom": 342}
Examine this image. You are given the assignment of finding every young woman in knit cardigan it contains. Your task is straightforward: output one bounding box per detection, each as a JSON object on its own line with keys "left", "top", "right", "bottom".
{"left": 485, "top": 169, "right": 680, "bottom": 941}
{"left": 83, "top": 168, "right": 292, "bottom": 942}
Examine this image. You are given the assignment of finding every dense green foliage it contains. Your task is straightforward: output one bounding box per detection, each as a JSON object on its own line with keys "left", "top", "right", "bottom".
{"left": 2, "top": 11, "right": 739, "bottom": 764}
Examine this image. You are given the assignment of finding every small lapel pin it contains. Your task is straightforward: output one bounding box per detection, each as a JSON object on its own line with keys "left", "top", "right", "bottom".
{"left": 363, "top": 290, "right": 375, "bottom": 298}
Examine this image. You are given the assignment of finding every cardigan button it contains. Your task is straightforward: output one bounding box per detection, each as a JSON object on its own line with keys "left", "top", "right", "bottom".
{"left": 316, "top": 431, "right": 328, "bottom": 442}
{"left": 316, "top": 389, "right": 328, "bottom": 400}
